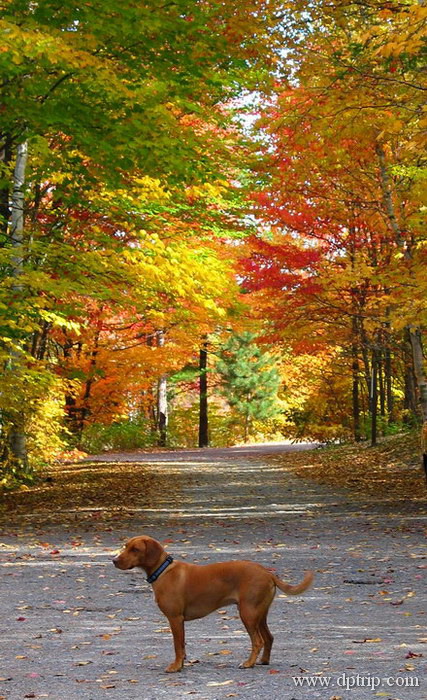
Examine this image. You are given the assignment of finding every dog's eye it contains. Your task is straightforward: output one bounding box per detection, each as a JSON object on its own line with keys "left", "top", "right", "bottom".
{"left": 130, "top": 546, "right": 138, "bottom": 553}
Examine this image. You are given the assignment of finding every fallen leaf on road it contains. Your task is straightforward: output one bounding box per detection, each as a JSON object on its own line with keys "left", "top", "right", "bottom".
{"left": 207, "top": 681, "right": 233, "bottom": 686}
{"left": 352, "top": 638, "right": 382, "bottom": 643}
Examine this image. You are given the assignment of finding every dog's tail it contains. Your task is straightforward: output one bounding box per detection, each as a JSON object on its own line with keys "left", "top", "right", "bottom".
{"left": 274, "top": 570, "right": 314, "bottom": 595}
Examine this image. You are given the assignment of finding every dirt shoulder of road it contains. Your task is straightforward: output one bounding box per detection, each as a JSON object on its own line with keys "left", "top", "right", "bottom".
{"left": 267, "top": 431, "right": 426, "bottom": 503}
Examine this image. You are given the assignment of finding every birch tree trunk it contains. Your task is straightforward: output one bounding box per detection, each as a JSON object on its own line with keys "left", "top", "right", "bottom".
{"left": 8, "top": 142, "right": 29, "bottom": 468}
{"left": 0, "top": 134, "right": 13, "bottom": 236}
{"left": 156, "top": 330, "right": 168, "bottom": 447}
{"left": 198, "top": 338, "right": 209, "bottom": 448}
{"left": 11, "top": 142, "right": 28, "bottom": 268}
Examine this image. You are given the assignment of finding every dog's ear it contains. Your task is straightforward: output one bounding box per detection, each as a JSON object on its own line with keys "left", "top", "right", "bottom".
{"left": 143, "top": 538, "right": 165, "bottom": 568}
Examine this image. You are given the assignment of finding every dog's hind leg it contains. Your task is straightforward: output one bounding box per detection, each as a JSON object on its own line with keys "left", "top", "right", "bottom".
{"left": 258, "top": 614, "right": 274, "bottom": 664}
{"left": 238, "top": 604, "right": 266, "bottom": 668}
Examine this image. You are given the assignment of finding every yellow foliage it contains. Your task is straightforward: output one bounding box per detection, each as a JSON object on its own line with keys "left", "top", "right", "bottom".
{"left": 27, "top": 391, "right": 68, "bottom": 469}
{"left": 0, "top": 359, "right": 71, "bottom": 481}
{"left": 185, "top": 180, "right": 229, "bottom": 202}
{"left": 279, "top": 350, "right": 353, "bottom": 442}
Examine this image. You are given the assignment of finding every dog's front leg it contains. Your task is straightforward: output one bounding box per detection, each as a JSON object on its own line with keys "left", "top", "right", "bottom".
{"left": 165, "top": 615, "right": 185, "bottom": 672}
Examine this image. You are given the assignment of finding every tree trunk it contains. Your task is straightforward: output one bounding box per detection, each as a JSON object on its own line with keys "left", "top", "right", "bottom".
{"left": 409, "top": 328, "right": 427, "bottom": 484}
{"left": 359, "top": 322, "right": 372, "bottom": 394}
{"left": 78, "top": 330, "right": 101, "bottom": 436}
{"left": 384, "top": 344, "right": 393, "bottom": 421}
{"left": 349, "top": 238, "right": 362, "bottom": 441}
{"left": 370, "top": 348, "right": 378, "bottom": 447}
{"left": 376, "top": 142, "right": 404, "bottom": 246}
{"left": 244, "top": 411, "right": 249, "bottom": 443}
{"left": 351, "top": 317, "right": 361, "bottom": 442}
{"left": 156, "top": 330, "right": 168, "bottom": 447}
{"left": 198, "top": 339, "right": 209, "bottom": 448}
{"left": 0, "top": 134, "right": 13, "bottom": 238}
{"left": 8, "top": 142, "right": 29, "bottom": 469}
{"left": 403, "top": 329, "right": 418, "bottom": 419}
{"left": 352, "top": 355, "right": 361, "bottom": 441}
{"left": 378, "top": 354, "right": 386, "bottom": 419}
{"left": 30, "top": 320, "right": 51, "bottom": 360}
{"left": 62, "top": 333, "right": 81, "bottom": 436}
{"left": 157, "top": 376, "right": 168, "bottom": 447}
{"left": 143, "top": 335, "right": 158, "bottom": 435}
{"left": 10, "top": 142, "right": 28, "bottom": 273}
{"left": 408, "top": 328, "right": 427, "bottom": 422}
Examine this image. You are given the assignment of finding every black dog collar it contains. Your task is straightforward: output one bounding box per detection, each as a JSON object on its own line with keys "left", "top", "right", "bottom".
{"left": 146, "top": 555, "right": 173, "bottom": 584}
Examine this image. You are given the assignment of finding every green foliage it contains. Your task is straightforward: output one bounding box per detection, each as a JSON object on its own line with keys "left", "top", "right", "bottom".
{"left": 0, "top": 0, "right": 279, "bottom": 182}
{"left": 79, "top": 418, "right": 156, "bottom": 454}
{"left": 216, "top": 332, "right": 281, "bottom": 440}
{"left": 360, "top": 416, "right": 413, "bottom": 442}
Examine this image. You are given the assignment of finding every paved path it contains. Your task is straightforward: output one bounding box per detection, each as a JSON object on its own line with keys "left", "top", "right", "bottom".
{"left": 87, "top": 441, "right": 320, "bottom": 462}
{"left": 0, "top": 445, "right": 425, "bottom": 700}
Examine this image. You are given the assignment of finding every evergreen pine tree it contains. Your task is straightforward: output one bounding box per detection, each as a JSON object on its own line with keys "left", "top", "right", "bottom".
{"left": 216, "top": 332, "right": 281, "bottom": 441}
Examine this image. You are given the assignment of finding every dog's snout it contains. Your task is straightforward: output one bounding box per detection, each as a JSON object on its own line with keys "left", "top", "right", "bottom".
{"left": 112, "top": 556, "right": 120, "bottom": 567}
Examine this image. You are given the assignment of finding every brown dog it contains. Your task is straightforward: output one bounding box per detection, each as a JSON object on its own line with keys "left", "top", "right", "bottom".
{"left": 113, "top": 535, "right": 313, "bottom": 673}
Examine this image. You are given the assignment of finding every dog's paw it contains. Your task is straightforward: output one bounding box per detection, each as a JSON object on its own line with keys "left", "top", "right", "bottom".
{"left": 165, "top": 662, "right": 183, "bottom": 673}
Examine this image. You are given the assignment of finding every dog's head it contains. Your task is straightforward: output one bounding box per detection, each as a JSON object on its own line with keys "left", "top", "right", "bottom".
{"left": 113, "top": 535, "right": 165, "bottom": 570}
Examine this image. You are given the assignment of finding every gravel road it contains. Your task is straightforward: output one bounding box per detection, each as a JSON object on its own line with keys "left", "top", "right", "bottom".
{"left": 0, "top": 443, "right": 425, "bottom": 700}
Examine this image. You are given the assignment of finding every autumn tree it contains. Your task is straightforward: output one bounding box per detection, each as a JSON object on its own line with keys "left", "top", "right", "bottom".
{"left": 0, "top": 0, "right": 285, "bottom": 477}
{"left": 241, "top": 0, "right": 427, "bottom": 445}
